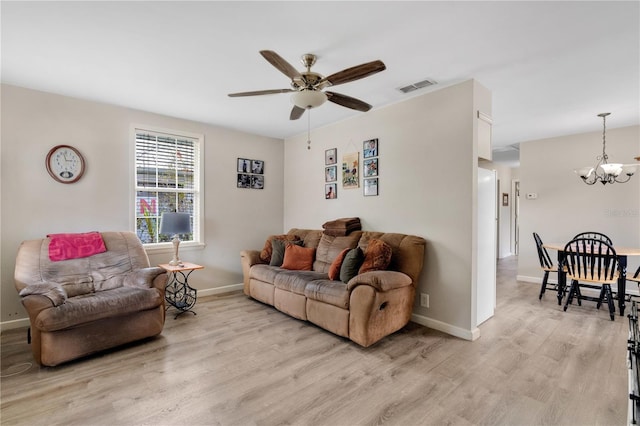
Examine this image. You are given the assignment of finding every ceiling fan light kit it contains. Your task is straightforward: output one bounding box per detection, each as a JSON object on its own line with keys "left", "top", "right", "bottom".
{"left": 291, "top": 90, "right": 327, "bottom": 109}
{"left": 575, "top": 112, "right": 637, "bottom": 185}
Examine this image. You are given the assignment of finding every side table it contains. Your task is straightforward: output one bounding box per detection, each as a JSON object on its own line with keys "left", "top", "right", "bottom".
{"left": 158, "top": 262, "right": 204, "bottom": 319}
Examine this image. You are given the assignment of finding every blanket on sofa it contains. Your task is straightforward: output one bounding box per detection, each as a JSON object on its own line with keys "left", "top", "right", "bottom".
{"left": 47, "top": 232, "right": 107, "bottom": 261}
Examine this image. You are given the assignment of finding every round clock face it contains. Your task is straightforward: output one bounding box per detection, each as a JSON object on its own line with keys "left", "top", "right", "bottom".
{"left": 45, "top": 145, "right": 85, "bottom": 184}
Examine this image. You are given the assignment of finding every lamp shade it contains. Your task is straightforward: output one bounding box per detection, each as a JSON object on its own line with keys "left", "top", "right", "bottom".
{"left": 160, "top": 212, "right": 191, "bottom": 235}
{"left": 291, "top": 90, "right": 327, "bottom": 109}
{"left": 599, "top": 163, "right": 623, "bottom": 176}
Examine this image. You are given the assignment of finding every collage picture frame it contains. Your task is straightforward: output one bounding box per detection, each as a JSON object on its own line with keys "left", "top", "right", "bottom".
{"left": 237, "top": 157, "right": 265, "bottom": 189}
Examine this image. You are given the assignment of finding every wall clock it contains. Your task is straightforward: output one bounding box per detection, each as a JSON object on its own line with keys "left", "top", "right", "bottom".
{"left": 45, "top": 145, "right": 85, "bottom": 184}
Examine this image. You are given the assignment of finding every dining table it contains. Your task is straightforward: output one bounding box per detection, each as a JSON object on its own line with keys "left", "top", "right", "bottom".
{"left": 543, "top": 242, "right": 640, "bottom": 316}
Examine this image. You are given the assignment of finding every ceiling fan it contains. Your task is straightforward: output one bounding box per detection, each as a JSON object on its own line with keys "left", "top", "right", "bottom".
{"left": 228, "top": 50, "right": 386, "bottom": 120}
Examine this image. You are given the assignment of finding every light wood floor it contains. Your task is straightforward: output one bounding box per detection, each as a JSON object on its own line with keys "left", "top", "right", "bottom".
{"left": 1, "top": 257, "right": 629, "bottom": 425}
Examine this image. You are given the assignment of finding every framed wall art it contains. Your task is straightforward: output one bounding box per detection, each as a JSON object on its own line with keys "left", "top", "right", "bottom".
{"left": 325, "top": 166, "right": 337, "bottom": 182}
{"left": 325, "top": 148, "right": 337, "bottom": 165}
{"left": 325, "top": 183, "right": 337, "bottom": 199}
{"left": 342, "top": 152, "right": 359, "bottom": 189}
{"left": 364, "top": 178, "right": 378, "bottom": 196}
{"left": 251, "top": 160, "right": 264, "bottom": 174}
{"left": 363, "top": 158, "right": 378, "bottom": 177}
{"left": 363, "top": 138, "right": 378, "bottom": 158}
{"left": 237, "top": 158, "right": 251, "bottom": 173}
{"left": 237, "top": 157, "right": 265, "bottom": 189}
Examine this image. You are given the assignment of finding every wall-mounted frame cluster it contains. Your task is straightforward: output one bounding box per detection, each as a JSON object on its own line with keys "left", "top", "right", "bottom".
{"left": 237, "top": 158, "right": 264, "bottom": 189}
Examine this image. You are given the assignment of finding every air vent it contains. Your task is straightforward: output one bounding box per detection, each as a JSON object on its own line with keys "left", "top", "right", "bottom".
{"left": 397, "top": 78, "right": 437, "bottom": 94}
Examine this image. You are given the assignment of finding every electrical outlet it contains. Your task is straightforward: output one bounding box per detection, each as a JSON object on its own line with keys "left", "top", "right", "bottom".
{"left": 420, "top": 293, "right": 429, "bottom": 308}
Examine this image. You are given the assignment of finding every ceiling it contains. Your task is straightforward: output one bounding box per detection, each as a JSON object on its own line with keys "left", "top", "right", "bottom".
{"left": 2, "top": 1, "right": 638, "bottom": 166}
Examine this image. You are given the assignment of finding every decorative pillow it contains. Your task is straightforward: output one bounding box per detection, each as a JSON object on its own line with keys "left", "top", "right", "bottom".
{"left": 328, "top": 248, "right": 350, "bottom": 281}
{"left": 340, "top": 247, "right": 364, "bottom": 283}
{"left": 281, "top": 244, "right": 316, "bottom": 271}
{"left": 359, "top": 239, "right": 393, "bottom": 274}
{"left": 270, "top": 239, "right": 303, "bottom": 267}
{"left": 259, "top": 234, "right": 300, "bottom": 263}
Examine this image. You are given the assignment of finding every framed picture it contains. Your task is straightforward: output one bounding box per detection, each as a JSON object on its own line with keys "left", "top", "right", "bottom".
{"left": 325, "top": 183, "right": 337, "bottom": 199}
{"left": 251, "top": 160, "right": 264, "bottom": 174}
{"left": 237, "top": 173, "right": 251, "bottom": 188}
{"left": 237, "top": 158, "right": 251, "bottom": 173}
{"left": 325, "top": 148, "right": 337, "bottom": 165}
{"left": 363, "top": 158, "right": 378, "bottom": 177}
{"left": 342, "top": 152, "right": 359, "bottom": 189}
{"left": 252, "top": 175, "right": 264, "bottom": 189}
{"left": 325, "top": 166, "right": 337, "bottom": 182}
{"left": 363, "top": 138, "right": 378, "bottom": 158}
{"left": 364, "top": 178, "right": 378, "bottom": 196}
{"left": 502, "top": 193, "right": 509, "bottom": 206}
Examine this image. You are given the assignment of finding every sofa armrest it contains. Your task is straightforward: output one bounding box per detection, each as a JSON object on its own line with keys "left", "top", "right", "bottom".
{"left": 240, "top": 250, "right": 266, "bottom": 296}
{"left": 346, "top": 270, "right": 413, "bottom": 292}
{"left": 19, "top": 282, "right": 67, "bottom": 307}
{"left": 124, "top": 267, "right": 168, "bottom": 290}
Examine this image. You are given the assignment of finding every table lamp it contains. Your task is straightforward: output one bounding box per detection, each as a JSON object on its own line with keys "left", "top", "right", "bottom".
{"left": 160, "top": 212, "right": 191, "bottom": 266}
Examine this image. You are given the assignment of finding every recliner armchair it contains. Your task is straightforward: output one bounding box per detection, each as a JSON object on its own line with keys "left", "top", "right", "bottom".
{"left": 14, "top": 231, "right": 168, "bottom": 366}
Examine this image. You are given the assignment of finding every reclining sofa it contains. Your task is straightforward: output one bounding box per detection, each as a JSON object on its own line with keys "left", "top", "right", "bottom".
{"left": 241, "top": 228, "right": 426, "bottom": 347}
{"left": 14, "top": 231, "right": 167, "bottom": 366}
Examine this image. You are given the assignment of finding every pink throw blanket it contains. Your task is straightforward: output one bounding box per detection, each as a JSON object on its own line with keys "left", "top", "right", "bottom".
{"left": 47, "top": 232, "right": 107, "bottom": 261}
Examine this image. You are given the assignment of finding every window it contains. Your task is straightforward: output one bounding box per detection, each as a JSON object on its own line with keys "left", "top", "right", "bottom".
{"left": 134, "top": 127, "right": 202, "bottom": 246}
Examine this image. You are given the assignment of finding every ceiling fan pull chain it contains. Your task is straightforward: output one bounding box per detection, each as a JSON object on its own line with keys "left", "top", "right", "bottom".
{"left": 307, "top": 109, "right": 311, "bottom": 150}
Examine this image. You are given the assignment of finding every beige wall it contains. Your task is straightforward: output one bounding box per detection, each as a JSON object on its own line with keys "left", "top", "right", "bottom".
{"left": 0, "top": 84, "right": 285, "bottom": 326}
{"left": 517, "top": 125, "right": 640, "bottom": 282}
{"left": 283, "top": 79, "right": 491, "bottom": 338}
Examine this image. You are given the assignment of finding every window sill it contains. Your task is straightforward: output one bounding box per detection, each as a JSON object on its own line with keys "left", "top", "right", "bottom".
{"left": 144, "top": 242, "right": 206, "bottom": 256}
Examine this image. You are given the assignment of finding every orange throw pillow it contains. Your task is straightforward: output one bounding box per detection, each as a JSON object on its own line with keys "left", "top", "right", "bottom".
{"left": 281, "top": 244, "right": 316, "bottom": 271}
{"left": 259, "top": 234, "right": 300, "bottom": 263}
{"left": 359, "top": 239, "right": 392, "bottom": 274}
{"left": 328, "top": 248, "right": 350, "bottom": 281}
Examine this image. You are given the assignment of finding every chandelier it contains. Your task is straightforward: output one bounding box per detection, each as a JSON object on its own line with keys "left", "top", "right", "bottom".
{"left": 575, "top": 112, "right": 637, "bottom": 185}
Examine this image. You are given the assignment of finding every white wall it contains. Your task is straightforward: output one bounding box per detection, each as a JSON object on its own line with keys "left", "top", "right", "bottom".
{"left": 283, "top": 80, "right": 491, "bottom": 339}
{"left": 0, "top": 84, "right": 285, "bottom": 326}
{"left": 518, "top": 125, "right": 640, "bottom": 281}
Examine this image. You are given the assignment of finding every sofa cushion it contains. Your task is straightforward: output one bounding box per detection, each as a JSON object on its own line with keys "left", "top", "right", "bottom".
{"left": 340, "top": 247, "right": 364, "bottom": 283}
{"left": 270, "top": 239, "right": 303, "bottom": 267}
{"left": 282, "top": 245, "right": 316, "bottom": 271}
{"left": 250, "top": 264, "right": 282, "bottom": 283}
{"left": 274, "top": 270, "right": 328, "bottom": 295}
{"left": 328, "top": 248, "right": 350, "bottom": 281}
{"left": 33, "top": 286, "right": 162, "bottom": 332}
{"left": 313, "top": 232, "right": 362, "bottom": 273}
{"left": 259, "top": 234, "right": 301, "bottom": 263}
{"left": 304, "top": 279, "right": 350, "bottom": 309}
{"left": 359, "top": 238, "right": 393, "bottom": 274}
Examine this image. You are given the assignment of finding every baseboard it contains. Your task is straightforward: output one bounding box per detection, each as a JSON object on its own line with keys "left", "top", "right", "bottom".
{"left": 197, "top": 283, "right": 244, "bottom": 297}
{"left": 0, "top": 284, "right": 245, "bottom": 333}
{"left": 0, "top": 317, "right": 30, "bottom": 332}
{"left": 411, "top": 312, "right": 480, "bottom": 341}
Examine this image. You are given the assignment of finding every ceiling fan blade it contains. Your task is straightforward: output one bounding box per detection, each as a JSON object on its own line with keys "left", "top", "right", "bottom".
{"left": 326, "top": 91, "right": 372, "bottom": 112}
{"left": 290, "top": 105, "right": 306, "bottom": 120}
{"left": 228, "top": 88, "right": 294, "bottom": 97}
{"left": 321, "top": 60, "right": 386, "bottom": 87}
{"left": 260, "top": 50, "right": 302, "bottom": 80}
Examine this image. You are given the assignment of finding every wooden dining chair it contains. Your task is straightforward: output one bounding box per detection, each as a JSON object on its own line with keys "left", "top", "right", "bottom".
{"left": 572, "top": 231, "right": 612, "bottom": 244}
{"left": 563, "top": 237, "right": 619, "bottom": 320}
{"left": 533, "top": 232, "right": 559, "bottom": 300}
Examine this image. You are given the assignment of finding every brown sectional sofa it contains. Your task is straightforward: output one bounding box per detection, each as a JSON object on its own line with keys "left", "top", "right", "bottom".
{"left": 14, "top": 231, "right": 168, "bottom": 366}
{"left": 241, "top": 228, "right": 426, "bottom": 347}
